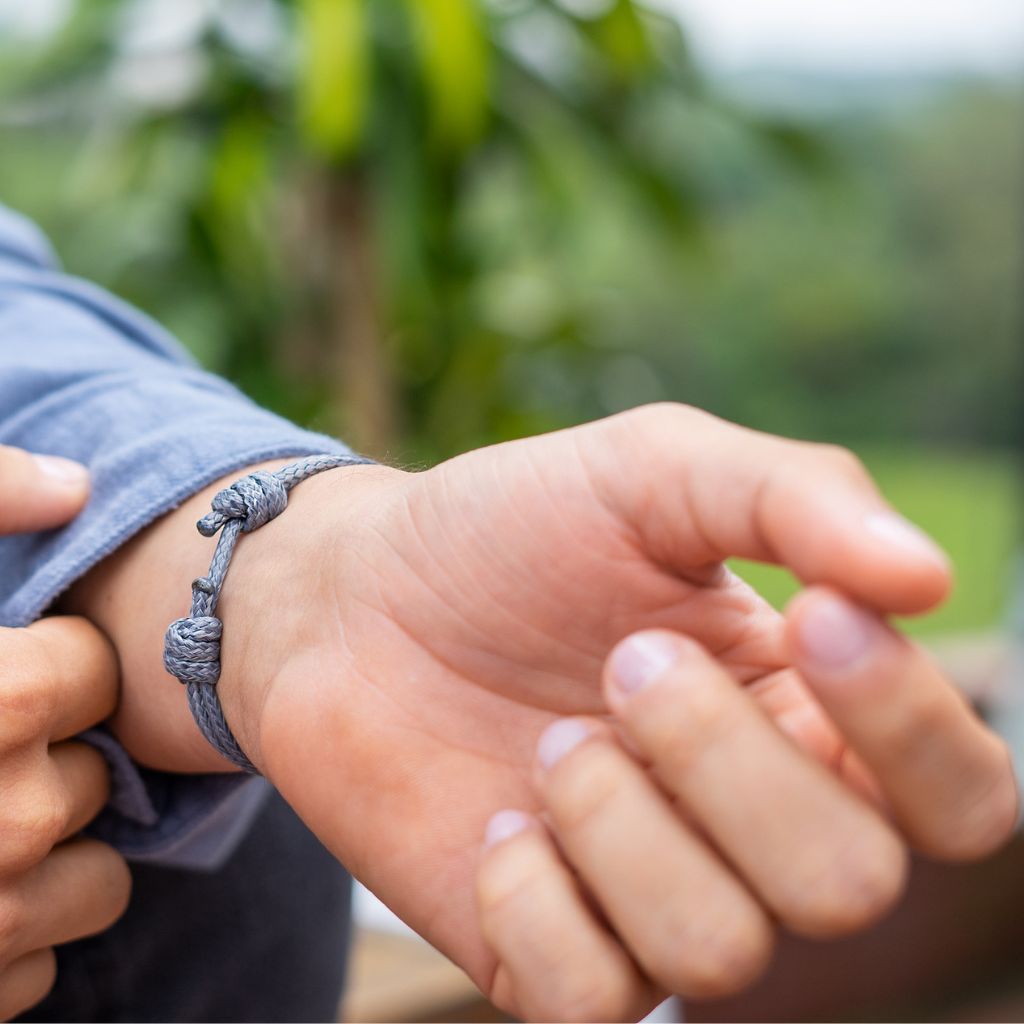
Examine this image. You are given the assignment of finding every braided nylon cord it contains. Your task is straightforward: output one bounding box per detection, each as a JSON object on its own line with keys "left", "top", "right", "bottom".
{"left": 163, "top": 454, "right": 374, "bottom": 772}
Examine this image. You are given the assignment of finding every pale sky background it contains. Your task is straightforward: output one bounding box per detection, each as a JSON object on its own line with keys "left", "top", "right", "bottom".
{"left": 1, "top": 0, "right": 1022, "bottom": 79}
{"left": 660, "top": 0, "right": 1024, "bottom": 77}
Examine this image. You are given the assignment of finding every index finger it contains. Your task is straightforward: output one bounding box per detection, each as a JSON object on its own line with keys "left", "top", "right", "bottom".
{"left": 787, "top": 587, "right": 1018, "bottom": 861}
{"left": 0, "top": 617, "right": 118, "bottom": 743}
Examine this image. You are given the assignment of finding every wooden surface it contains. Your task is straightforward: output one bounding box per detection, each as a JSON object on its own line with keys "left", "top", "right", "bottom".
{"left": 341, "top": 929, "right": 506, "bottom": 1023}
{"left": 344, "top": 846, "right": 1024, "bottom": 1024}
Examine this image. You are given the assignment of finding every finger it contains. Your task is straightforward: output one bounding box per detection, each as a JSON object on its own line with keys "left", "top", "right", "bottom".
{"left": 603, "top": 631, "right": 908, "bottom": 937}
{"left": 747, "top": 667, "right": 845, "bottom": 769}
{"left": 0, "top": 617, "right": 118, "bottom": 745}
{"left": 0, "top": 741, "right": 112, "bottom": 877}
{"left": 787, "top": 587, "right": 1019, "bottom": 861}
{"left": 477, "top": 810, "right": 654, "bottom": 1023}
{"left": 50, "top": 742, "right": 111, "bottom": 840}
{"left": 0, "top": 446, "right": 88, "bottom": 534}
{"left": 0, "top": 948, "right": 56, "bottom": 1021}
{"left": 0, "top": 742, "right": 112, "bottom": 877}
{"left": 746, "top": 669, "right": 887, "bottom": 808}
{"left": 592, "top": 404, "right": 950, "bottom": 614}
{"left": 6, "top": 839, "right": 130, "bottom": 960}
{"left": 534, "top": 719, "right": 774, "bottom": 997}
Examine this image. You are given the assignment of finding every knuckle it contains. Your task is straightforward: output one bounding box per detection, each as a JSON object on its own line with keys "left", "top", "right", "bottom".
{"left": 642, "top": 682, "right": 742, "bottom": 778}
{"left": 476, "top": 845, "right": 536, "bottom": 924}
{"left": 882, "top": 690, "right": 951, "bottom": 756}
{"left": 0, "top": 785, "right": 69, "bottom": 871}
{"left": 611, "top": 401, "right": 701, "bottom": 441}
{"left": 653, "top": 912, "right": 773, "bottom": 999}
{"left": 545, "top": 742, "right": 625, "bottom": 836}
{"left": 0, "top": 634, "right": 59, "bottom": 748}
{"left": 810, "top": 443, "right": 868, "bottom": 481}
{"left": 476, "top": 832, "right": 552, "bottom": 930}
{"left": 21, "top": 795, "right": 68, "bottom": 854}
{"left": 782, "top": 834, "right": 908, "bottom": 936}
{"left": 31, "top": 617, "right": 116, "bottom": 685}
{"left": 925, "top": 741, "right": 1019, "bottom": 861}
{"left": 0, "top": 892, "right": 25, "bottom": 963}
{"left": 626, "top": 400, "right": 687, "bottom": 423}
{"left": 545, "top": 971, "right": 637, "bottom": 1024}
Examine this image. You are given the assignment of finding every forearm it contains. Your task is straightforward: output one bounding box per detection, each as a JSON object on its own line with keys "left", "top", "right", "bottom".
{"left": 63, "top": 459, "right": 403, "bottom": 775}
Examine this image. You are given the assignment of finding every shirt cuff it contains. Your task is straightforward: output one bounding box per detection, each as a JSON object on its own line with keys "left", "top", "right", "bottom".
{"left": 79, "top": 727, "right": 272, "bottom": 870}
{"left": 0, "top": 414, "right": 353, "bottom": 868}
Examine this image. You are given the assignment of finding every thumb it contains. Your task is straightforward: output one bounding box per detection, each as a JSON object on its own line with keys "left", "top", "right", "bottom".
{"left": 0, "top": 446, "right": 90, "bottom": 534}
{"left": 586, "top": 404, "right": 951, "bottom": 615}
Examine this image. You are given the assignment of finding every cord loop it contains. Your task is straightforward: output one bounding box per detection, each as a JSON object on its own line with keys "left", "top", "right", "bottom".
{"left": 163, "top": 453, "right": 374, "bottom": 772}
{"left": 198, "top": 470, "right": 288, "bottom": 536}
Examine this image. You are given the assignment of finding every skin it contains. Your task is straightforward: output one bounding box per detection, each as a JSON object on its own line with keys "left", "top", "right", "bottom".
{"left": 67, "top": 403, "right": 1017, "bottom": 1022}
{"left": 0, "top": 446, "right": 131, "bottom": 1021}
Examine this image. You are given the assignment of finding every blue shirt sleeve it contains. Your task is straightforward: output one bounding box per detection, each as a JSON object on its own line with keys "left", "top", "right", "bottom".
{"left": 0, "top": 204, "right": 352, "bottom": 868}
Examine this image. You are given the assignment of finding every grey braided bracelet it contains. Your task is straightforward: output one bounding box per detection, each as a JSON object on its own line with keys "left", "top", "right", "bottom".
{"left": 163, "top": 453, "right": 374, "bottom": 772}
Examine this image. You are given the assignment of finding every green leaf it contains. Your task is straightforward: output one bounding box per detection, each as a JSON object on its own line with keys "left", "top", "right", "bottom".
{"left": 582, "top": 0, "right": 653, "bottom": 83}
{"left": 296, "top": 0, "right": 369, "bottom": 160}
{"left": 405, "top": 0, "right": 490, "bottom": 154}
{"left": 206, "top": 111, "right": 275, "bottom": 285}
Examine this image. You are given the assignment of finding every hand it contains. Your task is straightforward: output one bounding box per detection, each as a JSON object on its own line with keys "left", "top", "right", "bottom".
{"left": 0, "top": 446, "right": 131, "bottom": 1020}
{"left": 76, "top": 405, "right": 1016, "bottom": 1021}
{"left": 475, "top": 596, "right": 1012, "bottom": 1020}
{"left": 256, "top": 405, "right": 1011, "bottom": 1020}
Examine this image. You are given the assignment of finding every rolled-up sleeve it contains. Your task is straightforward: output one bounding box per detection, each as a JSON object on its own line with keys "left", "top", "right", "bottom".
{"left": 0, "top": 204, "right": 351, "bottom": 869}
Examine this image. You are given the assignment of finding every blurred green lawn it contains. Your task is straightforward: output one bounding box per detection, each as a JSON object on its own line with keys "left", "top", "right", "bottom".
{"left": 730, "top": 447, "right": 1021, "bottom": 637}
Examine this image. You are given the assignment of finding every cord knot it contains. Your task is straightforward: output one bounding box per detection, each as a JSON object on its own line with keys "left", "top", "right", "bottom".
{"left": 164, "top": 615, "right": 223, "bottom": 686}
{"left": 198, "top": 471, "right": 288, "bottom": 536}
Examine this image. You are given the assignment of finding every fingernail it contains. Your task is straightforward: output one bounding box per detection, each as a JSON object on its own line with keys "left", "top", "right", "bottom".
{"left": 610, "top": 632, "right": 680, "bottom": 695}
{"left": 864, "top": 512, "right": 949, "bottom": 569}
{"left": 537, "top": 718, "right": 591, "bottom": 771}
{"left": 797, "top": 594, "right": 875, "bottom": 670}
{"left": 483, "top": 809, "right": 532, "bottom": 849}
{"left": 32, "top": 454, "right": 88, "bottom": 486}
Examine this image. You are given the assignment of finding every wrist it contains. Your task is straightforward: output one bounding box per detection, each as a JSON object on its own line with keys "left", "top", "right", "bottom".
{"left": 209, "top": 462, "right": 409, "bottom": 774}
{"left": 65, "top": 457, "right": 405, "bottom": 775}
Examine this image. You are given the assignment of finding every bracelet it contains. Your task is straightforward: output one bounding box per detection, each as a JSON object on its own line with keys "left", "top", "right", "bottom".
{"left": 163, "top": 453, "right": 374, "bottom": 772}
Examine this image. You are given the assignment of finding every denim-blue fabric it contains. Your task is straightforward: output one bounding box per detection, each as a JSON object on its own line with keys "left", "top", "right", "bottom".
{"left": 0, "top": 204, "right": 352, "bottom": 869}
{"left": 21, "top": 787, "right": 353, "bottom": 1023}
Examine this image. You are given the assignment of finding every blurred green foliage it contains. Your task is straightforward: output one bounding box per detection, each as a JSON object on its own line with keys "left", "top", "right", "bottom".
{"left": 0, "top": 0, "right": 1021, "bottom": 633}
{"left": 0, "top": 0, "right": 839, "bottom": 457}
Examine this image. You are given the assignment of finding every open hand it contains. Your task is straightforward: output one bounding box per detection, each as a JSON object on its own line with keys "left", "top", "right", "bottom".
{"left": 226, "top": 405, "right": 1014, "bottom": 1019}
{"left": 91, "top": 404, "right": 1016, "bottom": 1022}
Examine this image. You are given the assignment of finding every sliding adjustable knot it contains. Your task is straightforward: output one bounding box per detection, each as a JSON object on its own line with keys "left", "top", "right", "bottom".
{"left": 198, "top": 470, "right": 288, "bottom": 537}
{"left": 163, "top": 452, "right": 375, "bottom": 773}
{"left": 163, "top": 615, "right": 223, "bottom": 686}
